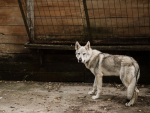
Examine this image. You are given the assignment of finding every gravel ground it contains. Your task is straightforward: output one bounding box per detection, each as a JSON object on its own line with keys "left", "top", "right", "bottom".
{"left": 0, "top": 81, "right": 150, "bottom": 113}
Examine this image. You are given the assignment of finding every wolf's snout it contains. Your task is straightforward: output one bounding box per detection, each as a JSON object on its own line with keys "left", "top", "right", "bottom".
{"left": 78, "top": 58, "right": 82, "bottom": 63}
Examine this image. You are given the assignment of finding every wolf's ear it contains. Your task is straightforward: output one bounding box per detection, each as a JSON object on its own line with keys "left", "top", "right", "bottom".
{"left": 75, "top": 41, "right": 81, "bottom": 50}
{"left": 85, "top": 41, "right": 90, "bottom": 50}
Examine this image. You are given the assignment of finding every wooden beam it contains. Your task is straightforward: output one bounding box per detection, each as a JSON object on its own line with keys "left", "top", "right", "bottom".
{"left": 27, "top": 0, "right": 34, "bottom": 42}
{"left": 24, "top": 43, "right": 150, "bottom": 51}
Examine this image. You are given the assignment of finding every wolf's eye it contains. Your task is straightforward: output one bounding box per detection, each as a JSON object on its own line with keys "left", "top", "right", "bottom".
{"left": 78, "top": 53, "right": 80, "bottom": 55}
{"left": 83, "top": 53, "right": 86, "bottom": 55}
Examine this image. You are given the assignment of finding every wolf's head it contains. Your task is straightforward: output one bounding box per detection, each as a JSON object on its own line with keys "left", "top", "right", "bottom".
{"left": 75, "top": 41, "right": 92, "bottom": 63}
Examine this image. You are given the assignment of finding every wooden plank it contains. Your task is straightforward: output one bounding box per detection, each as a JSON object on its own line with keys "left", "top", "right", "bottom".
{"left": 0, "top": 16, "right": 149, "bottom": 27}
{"left": 35, "top": 35, "right": 84, "bottom": 41}
{"left": 35, "top": 18, "right": 83, "bottom": 26}
{"left": 34, "top": 26, "right": 84, "bottom": 35}
{"left": 86, "top": 0, "right": 149, "bottom": 9}
{"left": 0, "top": 44, "right": 30, "bottom": 53}
{"left": 34, "top": 6, "right": 82, "bottom": 11}
{"left": 33, "top": 0, "right": 82, "bottom": 1}
{"left": 34, "top": 0, "right": 149, "bottom": 8}
{"left": 34, "top": 1, "right": 81, "bottom": 7}
{"left": 24, "top": 43, "right": 150, "bottom": 51}
{"left": 89, "top": 27, "right": 150, "bottom": 37}
{"left": 0, "top": 26, "right": 27, "bottom": 35}
{"left": 88, "top": 8, "right": 149, "bottom": 18}
{"left": 116, "top": 27, "right": 150, "bottom": 37}
{"left": 0, "top": 0, "right": 18, "bottom": 6}
{"left": 0, "top": 0, "right": 148, "bottom": 16}
{"left": 34, "top": 35, "right": 81, "bottom": 41}
{"left": 0, "top": 7, "right": 22, "bottom": 17}
{"left": 0, "top": 16, "right": 24, "bottom": 25}
{"left": 92, "top": 38, "right": 150, "bottom": 45}
{"left": 0, "top": 35, "right": 27, "bottom": 44}
{"left": 89, "top": 17, "right": 150, "bottom": 27}
{"left": 34, "top": 9, "right": 82, "bottom": 17}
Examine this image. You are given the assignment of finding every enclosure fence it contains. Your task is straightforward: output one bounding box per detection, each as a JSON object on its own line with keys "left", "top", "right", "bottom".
{"left": 18, "top": 0, "right": 150, "bottom": 45}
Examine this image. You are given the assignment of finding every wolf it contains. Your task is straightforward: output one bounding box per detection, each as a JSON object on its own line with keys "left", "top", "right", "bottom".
{"left": 75, "top": 41, "right": 140, "bottom": 106}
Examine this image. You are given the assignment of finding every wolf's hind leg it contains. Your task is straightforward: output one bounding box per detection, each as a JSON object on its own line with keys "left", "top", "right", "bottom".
{"left": 125, "top": 77, "right": 136, "bottom": 107}
{"left": 88, "top": 77, "right": 97, "bottom": 95}
{"left": 135, "top": 87, "right": 139, "bottom": 103}
{"left": 126, "top": 87, "right": 139, "bottom": 106}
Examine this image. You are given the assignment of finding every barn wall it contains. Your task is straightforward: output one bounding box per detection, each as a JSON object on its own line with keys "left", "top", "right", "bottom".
{"left": 0, "top": 0, "right": 85, "bottom": 82}
{"left": 0, "top": 0, "right": 150, "bottom": 84}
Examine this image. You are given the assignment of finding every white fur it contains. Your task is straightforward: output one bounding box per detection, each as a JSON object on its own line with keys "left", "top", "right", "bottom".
{"left": 75, "top": 41, "right": 140, "bottom": 107}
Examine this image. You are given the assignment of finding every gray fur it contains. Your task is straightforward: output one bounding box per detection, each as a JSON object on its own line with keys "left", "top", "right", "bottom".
{"left": 75, "top": 41, "right": 140, "bottom": 107}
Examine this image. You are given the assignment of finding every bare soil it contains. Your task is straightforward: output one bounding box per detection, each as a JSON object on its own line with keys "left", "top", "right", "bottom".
{"left": 0, "top": 81, "right": 150, "bottom": 113}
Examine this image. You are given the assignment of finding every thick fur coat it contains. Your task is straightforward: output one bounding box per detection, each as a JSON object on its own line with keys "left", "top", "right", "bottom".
{"left": 75, "top": 41, "right": 140, "bottom": 106}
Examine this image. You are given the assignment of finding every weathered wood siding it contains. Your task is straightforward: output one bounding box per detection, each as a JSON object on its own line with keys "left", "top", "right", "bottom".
{"left": 0, "top": 0, "right": 85, "bottom": 82}
{"left": 87, "top": 0, "right": 150, "bottom": 38}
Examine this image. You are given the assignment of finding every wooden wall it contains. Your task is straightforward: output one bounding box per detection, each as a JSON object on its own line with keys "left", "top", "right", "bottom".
{"left": 0, "top": 0, "right": 150, "bottom": 84}
{"left": 0, "top": 0, "right": 85, "bottom": 82}
{"left": 0, "top": 0, "right": 29, "bottom": 80}
{"left": 87, "top": 0, "right": 150, "bottom": 38}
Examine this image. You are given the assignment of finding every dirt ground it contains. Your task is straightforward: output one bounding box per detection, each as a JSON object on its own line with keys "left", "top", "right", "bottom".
{"left": 0, "top": 81, "right": 150, "bottom": 113}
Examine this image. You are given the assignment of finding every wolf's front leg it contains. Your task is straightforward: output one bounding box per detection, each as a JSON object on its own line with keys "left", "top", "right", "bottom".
{"left": 88, "top": 77, "right": 97, "bottom": 95}
{"left": 92, "top": 75, "right": 102, "bottom": 99}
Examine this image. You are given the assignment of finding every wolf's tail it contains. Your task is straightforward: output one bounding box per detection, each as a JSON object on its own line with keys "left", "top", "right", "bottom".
{"left": 133, "top": 61, "right": 140, "bottom": 83}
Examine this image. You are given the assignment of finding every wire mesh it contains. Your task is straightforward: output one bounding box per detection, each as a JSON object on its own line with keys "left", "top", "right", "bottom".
{"left": 19, "top": 0, "right": 150, "bottom": 45}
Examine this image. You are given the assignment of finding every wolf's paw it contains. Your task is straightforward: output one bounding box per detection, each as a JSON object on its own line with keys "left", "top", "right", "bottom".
{"left": 88, "top": 91, "right": 95, "bottom": 95}
{"left": 92, "top": 95, "right": 99, "bottom": 100}
{"left": 125, "top": 102, "right": 133, "bottom": 107}
{"left": 125, "top": 98, "right": 135, "bottom": 107}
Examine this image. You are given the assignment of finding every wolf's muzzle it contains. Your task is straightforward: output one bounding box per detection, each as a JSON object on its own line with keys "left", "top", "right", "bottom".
{"left": 78, "top": 58, "right": 82, "bottom": 63}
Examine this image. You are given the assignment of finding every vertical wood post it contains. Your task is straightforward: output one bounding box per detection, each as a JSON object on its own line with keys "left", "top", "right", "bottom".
{"left": 27, "top": 0, "right": 34, "bottom": 43}
{"left": 18, "top": 0, "right": 32, "bottom": 42}
{"left": 82, "top": 0, "right": 92, "bottom": 42}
